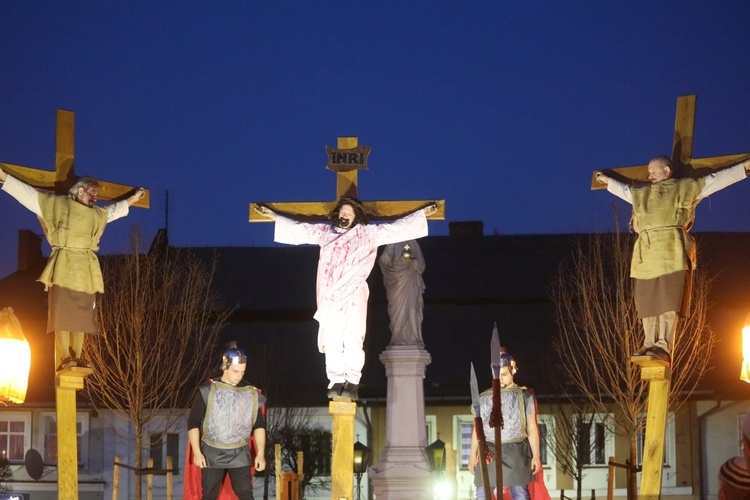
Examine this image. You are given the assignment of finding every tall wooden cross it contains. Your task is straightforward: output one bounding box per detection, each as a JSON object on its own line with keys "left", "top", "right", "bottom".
{"left": 249, "top": 136, "right": 445, "bottom": 222}
{"left": 0, "top": 108, "right": 149, "bottom": 500}
{"left": 249, "top": 136, "right": 443, "bottom": 500}
{"left": 590, "top": 94, "right": 750, "bottom": 189}
{"left": 591, "top": 94, "right": 749, "bottom": 497}
{"left": 1, "top": 108, "right": 150, "bottom": 207}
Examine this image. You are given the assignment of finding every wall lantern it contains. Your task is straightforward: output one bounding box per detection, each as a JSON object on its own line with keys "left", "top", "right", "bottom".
{"left": 741, "top": 312, "right": 750, "bottom": 383}
{"left": 0, "top": 307, "right": 31, "bottom": 404}
{"left": 353, "top": 439, "right": 373, "bottom": 500}
{"left": 425, "top": 438, "right": 446, "bottom": 473}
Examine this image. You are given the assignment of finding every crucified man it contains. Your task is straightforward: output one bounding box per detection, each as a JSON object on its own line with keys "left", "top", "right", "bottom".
{"left": 0, "top": 167, "right": 145, "bottom": 371}
{"left": 255, "top": 196, "right": 437, "bottom": 401}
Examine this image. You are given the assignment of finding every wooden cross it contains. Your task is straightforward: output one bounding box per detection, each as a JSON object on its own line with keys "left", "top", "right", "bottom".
{"left": 1, "top": 109, "right": 149, "bottom": 499}
{"left": 591, "top": 94, "right": 750, "bottom": 189}
{"left": 249, "top": 136, "right": 445, "bottom": 222}
{"left": 0, "top": 108, "right": 149, "bottom": 207}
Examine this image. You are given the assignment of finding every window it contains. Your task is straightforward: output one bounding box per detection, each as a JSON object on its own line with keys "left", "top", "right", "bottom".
{"left": 454, "top": 415, "right": 474, "bottom": 469}
{"left": 537, "top": 413, "right": 556, "bottom": 467}
{"left": 425, "top": 415, "right": 437, "bottom": 443}
{"left": 575, "top": 413, "right": 614, "bottom": 467}
{"left": 300, "top": 430, "right": 331, "bottom": 475}
{"left": 149, "top": 433, "right": 181, "bottom": 475}
{"left": 40, "top": 412, "right": 89, "bottom": 466}
{"left": 0, "top": 412, "right": 31, "bottom": 462}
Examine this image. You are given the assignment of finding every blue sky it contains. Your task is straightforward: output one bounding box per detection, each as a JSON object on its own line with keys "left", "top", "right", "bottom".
{"left": 1, "top": 2, "right": 749, "bottom": 279}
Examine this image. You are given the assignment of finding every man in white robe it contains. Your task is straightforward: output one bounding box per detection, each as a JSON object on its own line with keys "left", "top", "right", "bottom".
{"left": 255, "top": 196, "right": 436, "bottom": 400}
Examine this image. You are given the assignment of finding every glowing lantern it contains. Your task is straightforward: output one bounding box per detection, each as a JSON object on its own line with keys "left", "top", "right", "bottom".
{"left": 0, "top": 307, "right": 31, "bottom": 404}
{"left": 741, "top": 312, "right": 750, "bottom": 383}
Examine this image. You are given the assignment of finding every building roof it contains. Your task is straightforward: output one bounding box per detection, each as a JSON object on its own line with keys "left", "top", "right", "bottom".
{"left": 2, "top": 229, "right": 750, "bottom": 407}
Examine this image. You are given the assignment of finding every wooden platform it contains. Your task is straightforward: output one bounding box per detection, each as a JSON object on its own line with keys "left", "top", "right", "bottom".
{"left": 630, "top": 355, "right": 670, "bottom": 368}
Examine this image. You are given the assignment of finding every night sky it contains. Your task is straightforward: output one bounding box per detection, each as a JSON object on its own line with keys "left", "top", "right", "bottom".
{"left": 1, "top": 2, "right": 749, "bottom": 280}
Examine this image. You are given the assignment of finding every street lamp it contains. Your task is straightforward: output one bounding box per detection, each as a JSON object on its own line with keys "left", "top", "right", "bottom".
{"left": 740, "top": 312, "right": 750, "bottom": 383}
{"left": 353, "top": 439, "right": 373, "bottom": 500}
{"left": 426, "top": 438, "right": 451, "bottom": 499}
{"left": 0, "top": 307, "right": 31, "bottom": 404}
{"left": 425, "top": 438, "right": 446, "bottom": 473}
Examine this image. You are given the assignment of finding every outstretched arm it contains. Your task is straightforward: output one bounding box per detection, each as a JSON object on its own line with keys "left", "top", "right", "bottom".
{"left": 253, "top": 204, "right": 278, "bottom": 220}
{"left": 699, "top": 159, "right": 750, "bottom": 199}
{"left": 126, "top": 188, "right": 146, "bottom": 206}
{"left": 423, "top": 202, "right": 438, "bottom": 217}
{"left": 0, "top": 170, "right": 43, "bottom": 216}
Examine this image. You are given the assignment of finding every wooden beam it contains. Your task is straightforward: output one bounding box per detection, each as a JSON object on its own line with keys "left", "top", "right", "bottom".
{"left": 249, "top": 199, "right": 445, "bottom": 222}
{"left": 591, "top": 95, "right": 750, "bottom": 190}
{"left": 249, "top": 136, "right": 445, "bottom": 222}
{"left": 0, "top": 109, "right": 150, "bottom": 207}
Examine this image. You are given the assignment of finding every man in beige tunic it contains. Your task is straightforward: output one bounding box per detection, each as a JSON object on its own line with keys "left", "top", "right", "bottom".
{"left": 596, "top": 156, "right": 750, "bottom": 363}
{"left": 0, "top": 167, "right": 145, "bottom": 370}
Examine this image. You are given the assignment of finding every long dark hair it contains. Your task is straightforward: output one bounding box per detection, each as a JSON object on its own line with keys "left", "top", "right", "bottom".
{"left": 328, "top": 196, "right": 368, "bottom": 226}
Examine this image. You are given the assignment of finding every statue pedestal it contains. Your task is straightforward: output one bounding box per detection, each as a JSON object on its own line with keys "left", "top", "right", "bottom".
{"left": 370, "top": 345, "right": 433, "bottom": 499}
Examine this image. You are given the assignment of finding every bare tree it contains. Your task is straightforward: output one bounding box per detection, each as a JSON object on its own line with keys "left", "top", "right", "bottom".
{"left": 265, "top": 406, "right": 332, "bottom": 498}
{"left": 246, "top": 341, "right": 333, "bottom": 498}
{"left": 0, "top": 454, "right": 11, "bottom": 493}
{"left": 550, "top": 225, "right": 715, "bottom": 499}
{"left": 546, "top": 401, "right": 616, "bottom": 500}
{"left": 83, "top": 229, "right": 231, "bottom": 500}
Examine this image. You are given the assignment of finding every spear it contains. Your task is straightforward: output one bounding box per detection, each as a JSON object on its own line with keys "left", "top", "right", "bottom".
{"left": 471, "top": 362, "right": 492, "bottom": 498}
{"left": 490, "top": 323, "right": 504, "bottom": 495}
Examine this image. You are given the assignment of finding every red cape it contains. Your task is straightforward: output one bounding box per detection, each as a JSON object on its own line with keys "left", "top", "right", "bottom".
{"left": 183, "top": 404, "right": 265, "bottom": 499}
{"left": 499, "top": 469, "right": 552, "bottom": 500}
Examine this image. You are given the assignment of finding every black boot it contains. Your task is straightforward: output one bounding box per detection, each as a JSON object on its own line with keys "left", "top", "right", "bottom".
{"left": 327, "top": 383, "right": 345, "bottom": 399}
{"left": 340, "top": 382, "right": 359, "bottom": 401}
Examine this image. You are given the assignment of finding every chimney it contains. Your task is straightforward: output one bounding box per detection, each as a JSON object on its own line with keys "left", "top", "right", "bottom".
{"left": 17, "top": 230, "right": 43, "bottom": 272}
{"left": 449, "top": 221, "right": 484, "bottom": 237}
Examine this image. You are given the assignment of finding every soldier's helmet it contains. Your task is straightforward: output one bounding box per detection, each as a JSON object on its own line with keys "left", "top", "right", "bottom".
{"left": 499, "top": 347, "right": 518, "bottom": 375}
{"left": 221, "top": 341, "right": 247, "bottom": 370}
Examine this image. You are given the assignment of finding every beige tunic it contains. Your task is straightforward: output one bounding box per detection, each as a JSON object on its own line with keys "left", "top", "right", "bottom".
{"left": 37, "top": 193, "right": 109, "bottom": 293}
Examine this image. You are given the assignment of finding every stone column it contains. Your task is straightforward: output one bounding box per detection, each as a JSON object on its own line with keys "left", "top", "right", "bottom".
{"left": 369, "top": 345, "right": 433, "bottom": 499}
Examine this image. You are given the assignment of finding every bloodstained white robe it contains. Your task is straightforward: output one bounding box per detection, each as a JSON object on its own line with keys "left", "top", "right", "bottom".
{"left": 274, "top": 209, "right": 429, "bottom": 385}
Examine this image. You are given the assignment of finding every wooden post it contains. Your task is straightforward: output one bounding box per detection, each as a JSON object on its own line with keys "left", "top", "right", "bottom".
{"left": 276, "top": 443, "right": 283, "bottom": 500}
{"left": 55, "top": 366, "right": 93, "bottom": 500}
{"left": 147, "top": 457, "right": 154, "bottom": 500}
{"left": 166, "top": 455, "right": 173, "bottom": 500}
{"left": 633, "top": 359, "right": 671, "bottom": 499}
{"left": 297, "top": 450, "right": 305, "bottom": 495}
{"left": 329, "top": 401, "right": 357, "bottom": 500}
{"left": 112, "top": 454, "right": 120, "bottom": 500}
{"left": 607, "top": 457, "right": 615, "bottom": 500}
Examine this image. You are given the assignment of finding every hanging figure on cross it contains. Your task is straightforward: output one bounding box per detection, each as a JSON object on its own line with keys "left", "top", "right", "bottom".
{"left": 0, "top": 110, "right": 148, "bottom": 372}
{"left": 593, "top": 95, "right": 750, "bottom": 365}
{"left": 255, "top": 197, "right": 437, "bottom": 401}
{"left": 0, "top": 169, "right": 145, "bottom": 370}
{"left": 251, "top": 136, "right": 443, "bottom": 401}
